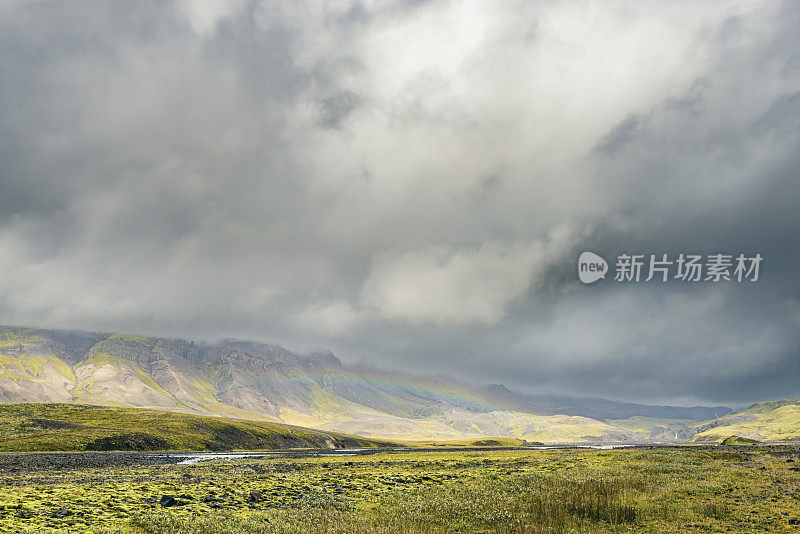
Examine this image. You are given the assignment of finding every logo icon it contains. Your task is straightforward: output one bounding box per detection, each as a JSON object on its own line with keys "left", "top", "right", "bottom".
{"left": 578, "top": 252, "right": 608, "bottom": 284}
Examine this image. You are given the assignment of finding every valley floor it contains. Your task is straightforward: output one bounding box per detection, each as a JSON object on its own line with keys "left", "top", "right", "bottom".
{"left": 1, "top": 446, "right": 799, "bottom": 533}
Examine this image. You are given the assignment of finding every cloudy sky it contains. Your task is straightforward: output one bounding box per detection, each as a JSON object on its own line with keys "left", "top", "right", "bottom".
{"left": 1, "top": 0, "right": 799, "bottom": 406}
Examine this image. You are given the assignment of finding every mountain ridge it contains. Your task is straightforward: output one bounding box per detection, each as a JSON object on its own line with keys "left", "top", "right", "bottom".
{"left": 0, "top": 325, "right": 735, "bottom": 443}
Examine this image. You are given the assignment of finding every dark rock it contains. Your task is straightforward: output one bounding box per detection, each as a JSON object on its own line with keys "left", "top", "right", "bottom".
{"left": 160, "top": 495, "right": 186, "bottom": 507}
{"left": 248, "top": 490, "right": 264, "bottom": 503}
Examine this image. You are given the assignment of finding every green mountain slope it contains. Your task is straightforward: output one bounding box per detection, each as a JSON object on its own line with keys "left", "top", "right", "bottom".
{"left": 0, "top": 403, "right": 392, "bottom": 452}
{"left": 691, "top": 399, "right": 800, "bottom": 443}
{"left": 0, "top": 325, "right": 733, "bottom": 444}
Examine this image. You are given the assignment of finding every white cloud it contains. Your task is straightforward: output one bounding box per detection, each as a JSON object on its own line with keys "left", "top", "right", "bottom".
{"left": 178, "top": 0, "right": 245, "bottom": 36}
{"left": 1, "top": 0, "right": 798, "bottom": 402}
{"left": 362, "top": 228, "right": 574, "bottom": 325}
{"left": 291, "top": 301, "right": 361, "bottom": 336}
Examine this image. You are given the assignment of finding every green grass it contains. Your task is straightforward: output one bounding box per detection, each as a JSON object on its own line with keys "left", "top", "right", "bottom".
{"left": 0, "top": 403, "right": 392, "bottom": 452}
{"left": 1, "top": 447, "right": 799, "bottom": 533}
{"left": 132, "top": 475, "right": 638, "bottom": 533}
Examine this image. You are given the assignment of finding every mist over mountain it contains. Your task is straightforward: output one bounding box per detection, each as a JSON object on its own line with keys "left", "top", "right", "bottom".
{"left": 0, "top": 326, "right": 733, "bottom": 444}
{"left": 482, "top": 384, "right": 728, "bottom": 421}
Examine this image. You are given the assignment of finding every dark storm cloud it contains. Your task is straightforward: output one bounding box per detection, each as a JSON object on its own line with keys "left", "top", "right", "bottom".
{"left": 1, "top": 0, "right": 798, "bottom": 405}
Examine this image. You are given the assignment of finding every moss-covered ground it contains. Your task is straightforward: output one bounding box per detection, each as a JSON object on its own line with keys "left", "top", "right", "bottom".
{"left": 1, "top": 447, "right": 799, "bottom": 533}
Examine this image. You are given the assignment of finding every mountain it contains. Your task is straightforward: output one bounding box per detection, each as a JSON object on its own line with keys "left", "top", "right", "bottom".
{"left": 0, "top": 325, "right": 732, "bottom": 444}
{"left": 691, "top": 399, "right": 800, "bottom": 443}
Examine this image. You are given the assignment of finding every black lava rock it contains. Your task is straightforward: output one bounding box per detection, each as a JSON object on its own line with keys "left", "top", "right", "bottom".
{"left": 160, "top": 495, "right": 186, "bottom": 507}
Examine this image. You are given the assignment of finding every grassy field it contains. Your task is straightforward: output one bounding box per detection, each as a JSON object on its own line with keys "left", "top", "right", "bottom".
{"left": 0, "top": 403, "right": 391, "bottom": 452}
{"left": 1, "top": 446, "right": 799, "bottom": 533}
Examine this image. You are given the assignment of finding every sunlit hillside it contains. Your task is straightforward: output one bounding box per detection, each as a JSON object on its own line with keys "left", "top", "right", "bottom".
{"left": 1, "top": 326, "right": 733, "bottom": 444}
{"left": 692, "top": 399, "right": 800, "bottom": 443}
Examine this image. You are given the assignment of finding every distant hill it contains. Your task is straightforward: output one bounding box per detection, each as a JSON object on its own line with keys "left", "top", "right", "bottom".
{"left": 483, "top": 384, "right": 728, "bottom": 421}
{"left": 720, "top": 435, "right": 763, "bottom": 446}
{"left": 691, "top": 399, "right": 800, "bottom": 443}
{"left": 0, "top": 325, "right": 733, "bottom": 444}
{"left": 0, "top": 403, "right": 392, "bottom": 452}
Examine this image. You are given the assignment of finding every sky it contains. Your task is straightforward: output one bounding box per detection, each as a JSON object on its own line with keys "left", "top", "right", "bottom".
{"left": 1, "top": 0, "right": 799, "bottom": 406}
